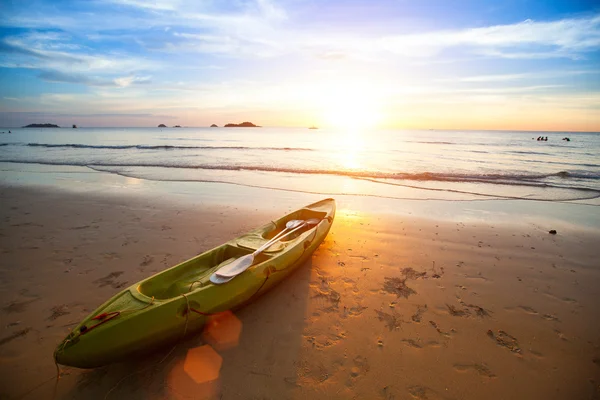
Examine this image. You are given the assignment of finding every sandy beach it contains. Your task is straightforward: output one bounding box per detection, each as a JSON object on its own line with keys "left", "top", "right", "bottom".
{"left": 0, "top": 183, "right": 598, "bottom": 399}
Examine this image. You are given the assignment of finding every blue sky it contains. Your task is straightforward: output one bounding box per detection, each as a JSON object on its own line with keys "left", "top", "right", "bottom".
{"left": 0, "top": 0, "right": 599, "bottom": 130}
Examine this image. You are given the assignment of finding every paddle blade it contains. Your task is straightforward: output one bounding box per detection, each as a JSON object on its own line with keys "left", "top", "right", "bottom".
{"left": 210, "top": 272, "right": 234, "bottom": 285}
{"left": 215, "top": 255, "right": 255, "bottom": 278}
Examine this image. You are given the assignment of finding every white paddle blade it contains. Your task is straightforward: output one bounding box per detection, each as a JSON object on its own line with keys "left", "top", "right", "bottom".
{"left": 215, "top": 254, "right": 255, "bottom": 278}
{"left": 210, "top": 272, "right": 235, "bottom": 284}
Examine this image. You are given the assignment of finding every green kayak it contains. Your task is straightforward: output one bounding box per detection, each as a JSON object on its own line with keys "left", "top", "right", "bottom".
{"left": 54, "top": 198, "right": 335, "bottom": 368}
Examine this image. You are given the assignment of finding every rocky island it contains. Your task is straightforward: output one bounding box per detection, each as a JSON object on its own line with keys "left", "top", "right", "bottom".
{"left": 158, "top": 124, "right": 167, "bottom": 128}
{"left": 224, "top": 122, "right": 260, "bottom": 127}
{"left": 23, "top": 123, "right": 60, "bottom": 128}
{"left": 210, "top": 124, "right": 218, "bottom": 127}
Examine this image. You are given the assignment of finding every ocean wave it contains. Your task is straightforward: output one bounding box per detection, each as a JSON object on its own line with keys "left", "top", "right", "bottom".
{"left": 0, "top": 143, "right": 313, "bottom": 151}
{"left": 407, "top": 141, "right": 456, "bottom": 145}
{"left": 1, "top": 159, "right": 598, "bottom": 191}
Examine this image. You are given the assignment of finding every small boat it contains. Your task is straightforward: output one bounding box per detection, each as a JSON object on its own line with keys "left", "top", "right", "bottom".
{"left": 55, "top": 198, "right": 336, "bottom": 368}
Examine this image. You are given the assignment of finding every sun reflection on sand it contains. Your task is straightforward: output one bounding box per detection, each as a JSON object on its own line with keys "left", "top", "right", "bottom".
{"left": 202, "top": 311, "right": 243, "bottom": 351}
{"left": 167, "top": 311, "right": 243, "bottom": 397}
{"left": 167, "top": 344, "right": 223, "bottom": 399}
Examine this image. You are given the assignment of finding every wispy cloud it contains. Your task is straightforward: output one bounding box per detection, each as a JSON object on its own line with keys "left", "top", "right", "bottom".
{"left": 441, "top": 70, "right": 598, "bottom": 83}
{"left": 378, "top": 15, "right": 600, "bottom": 59}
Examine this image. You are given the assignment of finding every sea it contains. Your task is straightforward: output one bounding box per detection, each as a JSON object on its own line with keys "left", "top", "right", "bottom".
{"left": 0, "top": 127, "right": 599, "bottom": 206}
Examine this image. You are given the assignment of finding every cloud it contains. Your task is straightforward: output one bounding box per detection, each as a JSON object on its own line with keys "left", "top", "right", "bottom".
{"left": 38, "top": 70, "right": 116, "bottom": 86}
{"left": 441, "top": 69, "right": 598, "bottom": 83}
{"left": 377, "top": 15, "right": 600, "bottom": 59}
{"left": 114, "top": 75, "right": 152, "bottom": 87}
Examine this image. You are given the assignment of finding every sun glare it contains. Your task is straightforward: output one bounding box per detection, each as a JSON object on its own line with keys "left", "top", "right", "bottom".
{"left": 325, "top": 99, "right": 381, "bottom": 130}
{"left": 316, "top": 83, "right": 383, "bottom": 131}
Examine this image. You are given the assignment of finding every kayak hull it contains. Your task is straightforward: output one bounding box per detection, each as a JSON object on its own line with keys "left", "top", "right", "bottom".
{"left": 55, "top": 198, "right": 335, "bottom": 368}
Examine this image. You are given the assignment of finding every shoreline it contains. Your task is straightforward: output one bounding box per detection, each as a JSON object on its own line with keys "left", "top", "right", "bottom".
{"left": 2, "top": 162, "right": 599, "bottom": 231}
{"left": 0, "top": 183, "right": 599, "bottom": 399}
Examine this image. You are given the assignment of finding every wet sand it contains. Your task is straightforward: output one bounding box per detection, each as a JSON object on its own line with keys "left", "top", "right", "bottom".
{"left": 0, "top": 185, "right": 599, "bottom": 399}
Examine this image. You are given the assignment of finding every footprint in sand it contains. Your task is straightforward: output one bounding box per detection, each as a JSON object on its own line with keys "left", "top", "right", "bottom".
{"left": 48, "top": 305, "right": 70, "bottom": 320}
{"left": 140, "top": 255, "right": 154, "bottom": 267}
{"left": 407, "top": 385, "right": 450, "bottom": 400}
{"left": 553, "top": 329, "right": 569, "bottom": 341}
{"left": 455, "top": 299, "right": 491, "bottom": 318}
{"left": 529, "top": 349, "right": 545, "bottom": 359}
{"left": 429, "top": 320, "right": 452, "bottom": 338}
{"left": 411, "top": 304, "right": 428, "bottom": 323}
{"left": 401, "top": 338, "right": 441, "bottom": 349}
{"left": 446, "top": 304, "right": 469, "bottom": 317}
{"left": 487, "top": 329, "right": 521, "bottom": 354}
{"left": 401, "top": 267, "right": 427, "bottom": 280}
{"left": 343, "top": 305, "right": 368, "bottom": 318}
{"left": 453, "top": 363, "right": 496, "bottom": 378}
{"left": 514, "top": 306, "right": 560, "bottom": 322}
{"left": 2, "top": 297, "right": 39, "bottom": 314}
{"left": 0, "top": 328, "right": 31, "bottom": 347}
{"left": 346, "top": 355, "right": 369, "bottom": 385}
{"left": 519, "top": 305, "right": 538, "bottom": 314}
{"left": 93, "top": 271, "right": 128, "bottom": 289}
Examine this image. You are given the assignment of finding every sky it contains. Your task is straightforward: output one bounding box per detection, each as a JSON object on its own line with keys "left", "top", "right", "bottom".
{"left": 0, "top": 0, "right": 599, "bottom": 131}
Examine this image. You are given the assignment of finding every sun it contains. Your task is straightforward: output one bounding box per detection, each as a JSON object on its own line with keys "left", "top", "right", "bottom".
{"left": 317, "top": 85, "right": 383, "bottom": 131}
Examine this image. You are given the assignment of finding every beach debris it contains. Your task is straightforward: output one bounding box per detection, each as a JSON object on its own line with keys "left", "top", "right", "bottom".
{"left": 549, "top": 229, "right": 557, "bottom": 235}
{"left": 375, "top": 309, "right": 403, "bottom": 331}
{"left": 382, "top": 277, "right": 416, "bottom": 298}
{"left": 487, "top": 329, "right": 521, "bottom": 353}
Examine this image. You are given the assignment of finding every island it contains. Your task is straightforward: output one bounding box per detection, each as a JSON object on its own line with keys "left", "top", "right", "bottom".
{"left": 224, "top": 122, "right": 260, "bottom": 127}
{"left": 309, "top": 126, "right": 318, "bottom": 130}
{"left": 210, "top": 124, "right": 218, "bottom": 127}
{"left": 23, "top": 123, "right": 60, "bottom": 128}
{"left": 158, "top": 124, "right": 167, "bottom": 128}
{"left": 173, "top": 125, "right": 182, "bottom": 128}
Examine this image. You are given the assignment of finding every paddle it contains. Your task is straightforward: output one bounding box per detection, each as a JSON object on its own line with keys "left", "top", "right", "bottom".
{"left": 209, "top": 219, "right": 304, "bottom": 284}
{"left": 209, "top": 218, "right": 320, "bottom": 284}
{"left": 216, "top": 219, "right": 316, "bottom": 278}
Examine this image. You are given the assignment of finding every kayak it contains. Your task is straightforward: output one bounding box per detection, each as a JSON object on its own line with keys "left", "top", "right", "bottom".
{"left": 54, "top": 198, "right": 335, "bottom": 368}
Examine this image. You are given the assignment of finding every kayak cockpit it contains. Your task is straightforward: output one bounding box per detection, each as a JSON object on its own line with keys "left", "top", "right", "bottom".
{"left": 262, "top": 207, "right": 328, "bottom": 240}
{"left": 136, "top": 201, "right": 333, "bottom": 301}
{"left": 136, "top": 244, "right": 271, "bottom": 300}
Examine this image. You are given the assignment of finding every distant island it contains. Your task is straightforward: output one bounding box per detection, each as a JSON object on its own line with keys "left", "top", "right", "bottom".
{"left": 23, "top": 123, "right": 60, "bottom": 128}
{"left": 158, "top": 124, "right": 167, "bottom": 128}
{"left": 224, "top": 122, "right": 260, "bottom": 127}
{"left": 309, "top": 126, "right": 318, "bottom": 129}
{"left": 173, "top": 125, "right": 182, "bottom": 128}
{"left": 210, "top": 124, "right": 218, "bottom": 127}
